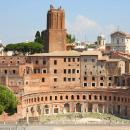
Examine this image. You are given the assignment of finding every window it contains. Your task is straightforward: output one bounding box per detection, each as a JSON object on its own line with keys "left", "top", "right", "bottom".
{"left": 66, "top": 95, "right": 68, "bottom": 100}
{"left": 89, "top": 95, "right": 91, "bottom": 100}
{"left": 68, "top": 78, "right": 71, "bottom": 82}
{"left": 17, "top": 61, "right": 20, "bottom": 64}
{"left": 34, "top": 69, "right": 36, "bottom": 74}
{"left": 68, "top": 69, "right": 71, "bottom": 74}
{"left": 50, "top": 96, "right": 52, "bottom": 101}
{"left": 77, "top": 70, "right": 79, "bottom": 73}
{"left": 54, "top": 78, "right": 57, "bottom": 82}
{"left": 55, "top": 96, "right": 57, "bottom": 100}
{"left": 109, "top": 77, "right": 112, "bottom": 80}
{"left": 64, "top": 69, "right": 66, "bottom": 74}
{"left": 84, "top": 77, "right": 87, "bottom": 81}
{"left": 43, "top": 69, "right": 47, "bottom": 73}
{"left": 83, "top": 83, "right": 87, "bottom": 87}
{"left": 77, "top": 58, "right": 80, "bottom": 62}
{"left": 104, "top": 96, "right": 107, "bottom": 100}
{"left": 72, "top": 69, "right": 75, "bottom": 73}
{"left": 92, "top": 59, "right": 95, "bottom": 62}
{"left": 64, "top": 58, "right": 66, "bottom": 62}
{"left": 71, "top": 95, "right": 74, "bottom": 100}
{"left": 94, "top": 95, "right": 97, "bottom": 100}
{"left": 92, "top": 77, "right": 95, "bottom": 81}
{"left": 64, "top": 77, "right": 67, "bottom": 82}
{"left": 100, "top": 83, "right": 103, "bottom": 86}
{"left": 43, "top": 60, "right": 46, "bottom": 65}
{"left": 77, "top": 95, "right": 80, "bottom": 100}
{"left": 83, "top": 95, "right": 86, "bottom": 100}
{"left": 73, "top": 58, "right": 75, "bottom": 62}
{"left": 72, "top": 78, "right": 75, "bottom": 81}
{"left": 35, "top": 60, "right": 39, "bottom": 64}
{"left": 54, "top": 60, "right": 57, "bottom": 65}
{"left": 114, "top": 96, "right": 116, "bottom": 101}
{"left": 13, "top": 70, "right": 16, "bottom": 74}
{"left": 42, "top": 78, "right": 45, "bottom": 82}
{"left": 45, "top": 96, "right": 47, "bottom": 101}
{"left": 68, "top": 58, "right": 71, "bottom": 62}
{"left": 100, "top": 77, "right": 104, "bottom": 80}
{"left": 92, "top": 83, "right": 96, "bottom": 87}
{"left": 5, "top": 70, "right": 7, "bottom": 74}
{"left": 60, "top": 96, "right": 63, "bottom": 100}
{"left": 54, "top": 69, "right": 57, "bottom": 74}
{"left": 109, "top": 96, "right": 111, "bottom": 101}
{"left": 118, "top": 97, "right": 120, "bottom": 102}
{"left": 109, "top": 83, "right": 111, "bottom": 86}
{"left": 100, "top": 96, "right": 102, "bottom": 100}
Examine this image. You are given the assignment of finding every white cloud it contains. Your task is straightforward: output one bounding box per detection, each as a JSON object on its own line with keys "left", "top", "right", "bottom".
{"left": 66, "top": 15, "right": 117, "bottom": 42}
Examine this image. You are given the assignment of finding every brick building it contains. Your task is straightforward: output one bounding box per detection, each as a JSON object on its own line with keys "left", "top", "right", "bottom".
{"left": 0, "top": 5, "right": 130, "bottom": 119}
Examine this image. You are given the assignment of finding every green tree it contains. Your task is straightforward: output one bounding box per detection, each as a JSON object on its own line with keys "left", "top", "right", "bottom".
{"left": 0, "top": 85, "right": 18, "bottom": 115}
{"left": 4, "top": 42, "right": 44, "bottom": 55}
{"left": 66, "top": 34, "right": 75, "bottom": 44}
{"left": 34, "top": 31, "right": 43, "bottom": 44}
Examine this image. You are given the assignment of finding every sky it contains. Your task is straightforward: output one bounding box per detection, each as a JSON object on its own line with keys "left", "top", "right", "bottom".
{"left": 0, "top": 0, "right": 130, "bottom": 44}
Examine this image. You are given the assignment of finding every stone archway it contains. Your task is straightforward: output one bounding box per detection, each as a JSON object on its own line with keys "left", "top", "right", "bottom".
{"left": 64, "top": 103, "right": 70, "bottom": 113}
{"left": 76, "top": 103, "right": 82, "bottom": 112}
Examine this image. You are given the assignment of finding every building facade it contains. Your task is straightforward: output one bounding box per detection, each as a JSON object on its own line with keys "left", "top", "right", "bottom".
{"left": 0, "top": 6, "right": 130, "bottom": 119}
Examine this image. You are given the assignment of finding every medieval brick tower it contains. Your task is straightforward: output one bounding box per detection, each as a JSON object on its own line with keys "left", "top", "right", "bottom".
{"left": 43, "top": 5, "right": 66, "bottom": 52}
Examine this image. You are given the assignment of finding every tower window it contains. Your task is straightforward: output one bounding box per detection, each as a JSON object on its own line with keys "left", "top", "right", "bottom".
{"left": 54, "top": 60, "right": 57, "bottom": 65}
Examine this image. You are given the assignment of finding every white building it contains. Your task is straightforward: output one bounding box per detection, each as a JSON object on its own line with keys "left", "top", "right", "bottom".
{"left": 111, "top": 31, "right": 130, "bottom": 53}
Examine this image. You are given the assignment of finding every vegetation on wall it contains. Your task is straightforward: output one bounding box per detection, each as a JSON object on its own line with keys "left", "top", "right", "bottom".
{"left": 66, "top": 34, "right": 75, "bottom": 44}
{"left": 0, "top": 85, "right": 18, "bottom": 115}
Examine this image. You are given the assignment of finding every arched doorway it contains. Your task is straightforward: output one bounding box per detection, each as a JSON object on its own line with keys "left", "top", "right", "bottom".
{"left": 76, "top": 103, "right": 82, "bottom": 112}
{"left": 64, "top": 103, "right": 70, "bottom": 113}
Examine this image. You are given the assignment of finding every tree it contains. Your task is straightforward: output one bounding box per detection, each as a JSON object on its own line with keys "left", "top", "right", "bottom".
{"left": 66, "top": 34, "right": 75, "bottom": 44}
{"left": 34, "top": 31, "right": 43, "bottom": 44}
{"left": 4, "top": 42, "right": 44, "bottom": 55}
{"left": 0, "top": 85, "right": 18, "bottom": 115}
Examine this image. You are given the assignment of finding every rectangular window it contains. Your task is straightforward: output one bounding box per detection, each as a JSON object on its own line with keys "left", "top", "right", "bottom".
{"left": 54, "top": 78, "right": 57, "bottom": 82}
{"left": 84, "top": 77, "right": 87, "bottom": 81}
{"left": 77, "top": 58, "right": 80, "bottom": 62}
{"left": 50, "top": 96, "right": 52, "bottom": 101}
{"left": 72, "top": 69, "right": 75, "bottom": 73}
{"left": 73, "top": 58, "right": 75, "bottom": 62}
{"left": 68, "top": 69, "right": 71, "bottom": 74}
{"left": 68, "top": 78, "right": 71, "bottom": 82}
{"left": 68, "top": 58, "right": 71, "bottom": 62}
{"left": 109, "top": 77, "right": 112, "bottom": 80}
{"left": 64, "top": 69, "right": 66, "bottom": 74}
{"left": 84, "top": 83, "right": 87, "bottom": 87}
{"left": 55, "top": 96, "right": 57, "bottom": 100}
{"left": 43, "top": 69, "right": 47, "bottom": 73}
{"left": 43, "top": 60, "right": 46, "bottom": 65}
{"left": 92, "top": 77, "right": 95, "bottom": 81}
{"left": 54, "top": 60, "right": 57, "bottom": 65}
{"left": 92, "top": 83, "right": 96, "bottom": 87}
{"left": 64, "top": 58, "right": 66, "bottom": 62}
{"left": 42, "top": 78, "right": 45, "bottom": 82}
{"left": 64, "top": 77, "right": 66, "bottom": 82}
{"left": 13, "top": 70, "right": 16, "bottom": 74}
{"left": 54, "top": 69, "right": 57, "bottom": 74}
{"left": 100, "top": 77, "right": 104, "bottom": 80}
{"left": 77, "top": 70, "right": 79, "bottom": 73}
{"left": 100, "top": 83, "right": 103, "bottom": 86}
{"left": 5, "top": 70, "right": 7, "bottom": 74}
{"left": 72, "top": 78, "right": 75, "bottom": 81}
